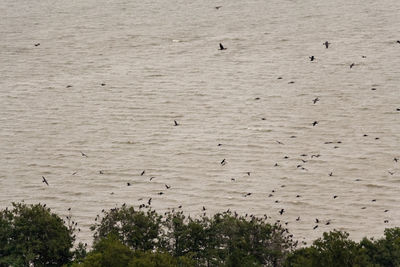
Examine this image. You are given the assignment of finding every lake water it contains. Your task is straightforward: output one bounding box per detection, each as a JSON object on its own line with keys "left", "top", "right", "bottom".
{"left": 1, "top": 0, "right": 400, "bottom": 245}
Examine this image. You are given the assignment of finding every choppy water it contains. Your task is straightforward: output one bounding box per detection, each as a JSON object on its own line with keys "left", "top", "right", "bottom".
{"left": 1, "top": 0, "right": 400, "bottom": 245}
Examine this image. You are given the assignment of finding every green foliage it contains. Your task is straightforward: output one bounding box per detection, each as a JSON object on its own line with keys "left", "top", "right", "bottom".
{"left": 73, "top": 234, "right": 193, "bottom": 267}
{"left": 360, "top": 227, "right": 400, "bottom": 267}
{"left": 0, "top": 202, "right": 75, "bottom": 267}
{"left": 91, "top": 206, "right": 164, "bottom": 251}
{"left": 5, "top": 202, "right": 400, "bottom": 267}
{"left": 129, "top": 250, "right": 193, "bottom": 267}
{"left": 74, "top": 234, "right": 133, "bottom": 267}
{"left": 92, "top": 207, "right": 295, "bottom": 266}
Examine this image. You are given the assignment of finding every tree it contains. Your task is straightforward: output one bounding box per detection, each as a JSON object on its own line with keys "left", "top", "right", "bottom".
{"left": 360, "top": 227, "right": 400, "bottom": 267}
{"left": 0, "top": 202, "right": 75, "bottom": 267}
{"left": 90, "top": 206, "right": 164, "bottom": 251}
{"left": 284, "top": 230, "right": 371, "bottom": 267}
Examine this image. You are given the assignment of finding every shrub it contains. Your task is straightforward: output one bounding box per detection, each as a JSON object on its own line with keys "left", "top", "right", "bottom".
{"left": 0, "top": 202, "right": 75, "bottom": 267}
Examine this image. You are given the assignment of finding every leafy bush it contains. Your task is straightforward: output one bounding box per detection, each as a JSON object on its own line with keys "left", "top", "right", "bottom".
{"left": 0, "top": 202, "right": 76, "bottom": 267}
{"left": 90, "top": 207, "right": 295, "bottom": 266}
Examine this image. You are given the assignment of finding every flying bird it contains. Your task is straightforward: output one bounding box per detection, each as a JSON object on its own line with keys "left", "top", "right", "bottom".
{"left": 80, "top": 152, "right": 88, "bottom": 157}
{"left": 42, "top": 176, "right": 49, "bottom": 186}
{"left": 313, "top": 97, "right": 319, "bottom": 104}
{"left": 350, "top": 63, "right": 355, "bottom": 69}
{"left": 323, "top": 41, "right": 330, "bottom": 48}
{"left": 219, "top": 43, "right": 227, "bottom": 50}
{"left": 141, "top": 170, "right": 145, "bottom": 176}
{"left": 174, "top": 120, "right": 179, "bottom": 126}
{"left": 312, "top": 121, "right": 318, "bottom": 126}
{"left": 309, "top": 56, "right": 315, "bottom": 61}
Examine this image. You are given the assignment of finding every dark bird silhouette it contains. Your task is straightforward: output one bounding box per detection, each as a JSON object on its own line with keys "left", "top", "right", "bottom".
{"left": 217, "top": 143, "right": 222, "bottom": 146}
{"left": 296, "top": 216, "right": 300, "bottom": 221}
{"left": 148, "top": 198, "right": 152, "bottom": 205}
{"left": 174, "top": 120, "right": 179, "bottom": 126}
{"left": 384, "top": 209, "right": 389, "bottom": 212}
{"left": 315, "top": 218, "right": 319, "bottom": 223}
{"left": 42, "top": 176, "right": 49, "bottom": 186}
{"left": 127, "top": 182, "right": 131, "bottom": 186}
{"left": 215, "top": 6, "right": 222, "bottom": 9}
{"left": 350, "top": 63, "right": 355, "bottom": 69}
{"left": 384, "top": 220, "right": 389, "bottom": 223}
{"left": 99, "top": 170, "right": 104, "bottom": 174}
{"left": 397, "top": 40, "right": 400, "bottom": 44}
{"left": 158, "top": 192, "right": 164, "bottom": 195}
{"left": 203, "top": 206, "right": 206, "bottom": 211}
{"left": 101, "top": 83, "right": 106, "bottom": 86}
{"left": 279, "top": 209, "right": 284, "bottom": 215}
{"left": 165, "top": 184, "right": 171, "bottom": 189}
{"left": 323, "top": 41, "right": 330, "bottom": 48}
{"left": 246, "top": 172, "right": 251, "bottom": 176}
{"left": 309, "top": 56, "right": 315, "bottom": 61}
{"left": 276, "top": 140, "right": 284, "bottom": 145}
{"left": 333, "top": 195, "right": 338, "bottom": 199}
{"left": 388, "top": 171, "right": 395, "bottom": 175}
{"left": 312, "top": 121, "right": 318, "bottom": 126}
{"left": 34, "top": 43, "right": 40, "bottom": 46}
{"left": 219, "top": 43, "right": 227, "bottom": 50}
{"left": 244, "top": 193, "right": 252, "bottom": 197}
{"left": 72, "top": 171, "right": 77, "bottom": 175}
{"left": 329, "top": 172, "right": 333, "bottom": 176}
{"left": 68, "top": 207, "right": 71, "bottom": 211}
{"left": 221, "top": 159, "right": 226, "bottom": 165}
{"left": 394, "top": 158, "right": 398, "bottom": 162}
{"left": 313, "top": 225, "right": 318, "bottom": 230}
{"left": 326, "top": 221, "right": 331, "bottom": 225}
{"left": 231, "top": 178, "right": 235, "bottom": 181}
{"left": 150, "top": 177, "right": 155, "bottom": 181}
{"left": 141, "top": 170, "right": 145, "bottom": 176}
{"left": 80, "top": 151, "right": 88, "bottom": 157}
{"left": 313, "top": 97, "right": 319, "bottom": 104}
{"left": 66, "top": 85, "right": 72, "bottom": 88}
